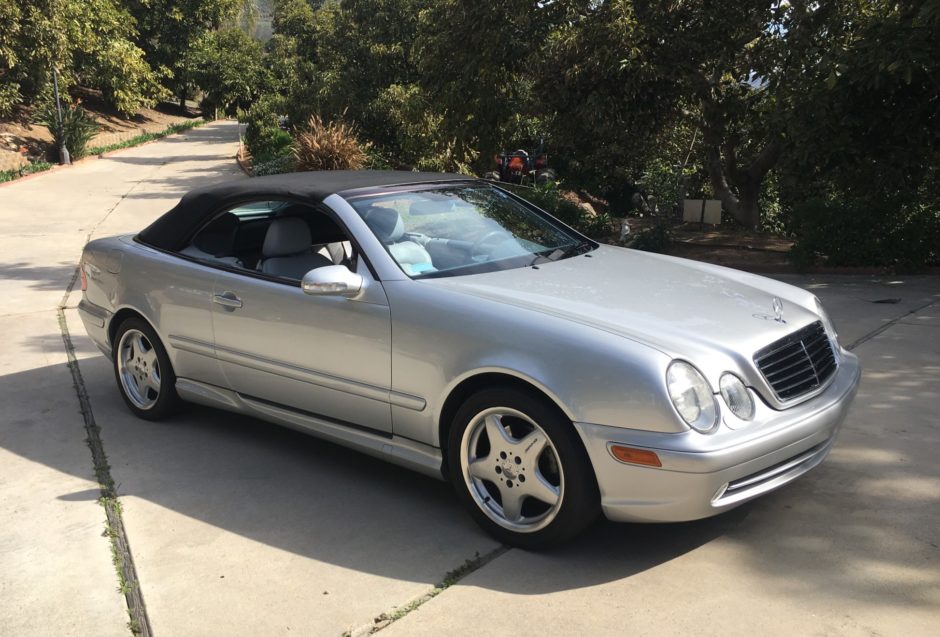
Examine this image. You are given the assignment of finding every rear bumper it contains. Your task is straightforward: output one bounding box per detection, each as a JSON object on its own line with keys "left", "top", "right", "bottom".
{"left": 575, "top": 351, "right": 861, "bottom": 523}
{"left": 77, "top": 298, "right": 112, "bottom": 357}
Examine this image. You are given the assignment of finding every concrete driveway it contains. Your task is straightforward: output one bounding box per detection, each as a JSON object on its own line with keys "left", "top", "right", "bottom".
{"left": 1, "top": 123, "right": 937, "bottom": 636}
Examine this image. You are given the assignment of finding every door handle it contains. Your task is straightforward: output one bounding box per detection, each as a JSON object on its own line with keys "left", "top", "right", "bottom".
{"left": 213, "top": 292, "right": 243, "bottom": 309}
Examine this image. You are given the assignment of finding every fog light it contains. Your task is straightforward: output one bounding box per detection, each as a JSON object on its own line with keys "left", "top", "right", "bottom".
{"left": 719, "top": 373, "right": 755, "bottom": 421}
{"left": 609, "top": 445, "right": 662, "bottom": 467}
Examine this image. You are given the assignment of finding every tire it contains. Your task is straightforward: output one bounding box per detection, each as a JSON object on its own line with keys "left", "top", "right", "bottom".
{"left": 447, "top": 387, "right": 600, "bottom": 549}
{"left": 112, "top": 318, "right": 181, "bottom": 421}
{"left": 535, "top": 168, "right": 557, "bottom": 187}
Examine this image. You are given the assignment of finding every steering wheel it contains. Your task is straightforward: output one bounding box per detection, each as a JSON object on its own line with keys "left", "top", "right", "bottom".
{"left": 472, "top": 230, "right": 514, "bottom": 257}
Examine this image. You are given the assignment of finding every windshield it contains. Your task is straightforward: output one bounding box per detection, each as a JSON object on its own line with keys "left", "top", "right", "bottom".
{"left": 346, "top": 184, "right": 592, "bottom": 279}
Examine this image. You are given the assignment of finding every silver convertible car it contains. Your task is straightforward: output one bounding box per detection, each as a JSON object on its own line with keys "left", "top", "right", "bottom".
{"left": 78, "top": 171, "right": 860, "bottom": 547}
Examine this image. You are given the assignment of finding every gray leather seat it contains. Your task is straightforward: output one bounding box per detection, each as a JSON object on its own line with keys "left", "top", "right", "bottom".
{"left": 259, "top": 217, "right": 331, "bottom": 280}
{"left": 362, "top": 206, "right": 435, "bottom": 276}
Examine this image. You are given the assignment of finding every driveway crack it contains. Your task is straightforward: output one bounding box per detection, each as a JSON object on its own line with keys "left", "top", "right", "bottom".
{"left": 845, "top": 300, "right": 938, "bottom": 351}
{"left": 57, "top": 291, "right": 151, "bottom": 635}
{"left": 343, "top": 545, "right": 510, "bottom": 637}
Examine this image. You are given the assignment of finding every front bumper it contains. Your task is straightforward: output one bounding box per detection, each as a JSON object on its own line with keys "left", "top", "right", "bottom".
{"left": 575, "top": 351, "right": 861, "bottom": 523}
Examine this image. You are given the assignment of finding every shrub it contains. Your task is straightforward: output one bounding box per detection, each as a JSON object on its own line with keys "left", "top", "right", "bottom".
{"left": 629, "top": 224, "right": 671, "bottom": 253}
{"left": 38, "top": 102, "right": 98, "bottom": 160}
{"left": 292, "top": 114, "right": 368, "bottom": 171}
{"left": 250, "top": 127, "right": 292, "bottom": 165}
{"left": 242, "top": 95, "right": 290, "bottom": 161}
{"left": 252, "top": 154, "right": 295, "bottom": 176}
{"left": 789, "top": 197, "right": 940, "bottom": 271}
{"left": 504, "top": 182, "right": 614, "bottom": 239}
{"left": 511, "top": 182, "right": 585, "bottom": 227}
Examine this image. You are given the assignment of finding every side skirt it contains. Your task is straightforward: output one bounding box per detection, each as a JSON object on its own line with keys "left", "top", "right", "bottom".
{"left": 175, "top": 378, "right": 444, "bottom": 480}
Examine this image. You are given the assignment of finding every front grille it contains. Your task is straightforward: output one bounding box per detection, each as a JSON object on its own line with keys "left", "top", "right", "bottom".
{"left": 754, "top": 321, "right": 837, "bottom": 400}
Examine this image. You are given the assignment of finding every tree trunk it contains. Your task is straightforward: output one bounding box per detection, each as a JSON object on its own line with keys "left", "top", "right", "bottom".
{"left": 701, "top": 95, "right": 781, "bottom": 230}
{"left": 704, "top": 140, "right": 779, "bottom": 230}
{"left": 705, "top": 145, "right": 761, "bottom": 228}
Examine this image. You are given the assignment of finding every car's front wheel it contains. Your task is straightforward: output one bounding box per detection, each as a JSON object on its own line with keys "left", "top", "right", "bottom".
{"left": 447, "top": 387, "right": 599, "bottom": 548}
{"left": 113, "top": 318, "right": 180, "bottom": 420}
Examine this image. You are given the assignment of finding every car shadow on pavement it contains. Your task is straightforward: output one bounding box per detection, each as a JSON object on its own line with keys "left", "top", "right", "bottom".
{"left": 2, "top": 329, "right": 937, "bottom": 605}
{"left": 1, "top": 354, "right": 729, "bottom": 594}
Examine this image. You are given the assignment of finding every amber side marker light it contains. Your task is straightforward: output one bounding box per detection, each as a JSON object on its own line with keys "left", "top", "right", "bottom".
{"left": 609, "top": 445, "right": 662, "bottom": 468}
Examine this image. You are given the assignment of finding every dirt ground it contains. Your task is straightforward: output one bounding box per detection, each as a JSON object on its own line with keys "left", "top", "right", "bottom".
{"left": 0, "top": 88, "right": 198, "bottom": 167}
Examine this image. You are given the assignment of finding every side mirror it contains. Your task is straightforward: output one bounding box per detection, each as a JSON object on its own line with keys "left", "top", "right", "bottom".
{"left": 301, "top": 265, "right": 363, "bottom": 298}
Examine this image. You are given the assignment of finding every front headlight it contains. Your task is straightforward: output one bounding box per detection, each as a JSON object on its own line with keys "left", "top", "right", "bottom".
{"left": 719, "top": 373, "right": 755, "bottom": 421}
{"left": 666, "top": 361, "right": 719, "bottom": 433}
{"left": 814, "top": 297, "right": 839, "bottom": 345}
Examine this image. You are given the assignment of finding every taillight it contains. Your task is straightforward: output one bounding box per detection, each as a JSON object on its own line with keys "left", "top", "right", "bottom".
{"left": 79, "top": 262, "right": 88, "bottom": 291}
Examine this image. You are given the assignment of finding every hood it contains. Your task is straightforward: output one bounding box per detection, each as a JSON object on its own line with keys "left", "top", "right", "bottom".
{"left": 423, "top": 245, "right": 820, "bottom": 382}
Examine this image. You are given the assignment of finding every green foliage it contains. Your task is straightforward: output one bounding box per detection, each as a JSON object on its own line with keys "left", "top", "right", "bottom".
{"left": 789, "top": 197, "right": 940, "bottom": 271}
{"left": 252, "top": 154, "right": 295, "bottom": 176}
{"left": 241, "top": 93, "right": 294, "bottom": 171}
{"left": 0, "top": 161, "right": 55, "bottom": 183}
{"left": 414, "top": 2, "right": 554, "bottom": 170}
{"left": 2, "top": 0, "right": 934, "bottom": 271}
{"left": 94, "top": 39, "right": 170, "bottom": 116}
{"left": 504, "top": 183, "right": 613, "bottom": 239}
{"left": 38, "top": 102, "right": 99, "bottom": 160}
{"left": 127, "top": 0, "right": 246, "bottom": 104}
{"left": 369, "top": 83, "right": 449, "bottom": 170}
{"left": 186, "top": 28, "right": 268, "bottom": 116}
{"left": 0, "top": 81, "right": 20, "bottom": 119}
{"left": 1, "top": 0, "right": 168, "bottom": 116}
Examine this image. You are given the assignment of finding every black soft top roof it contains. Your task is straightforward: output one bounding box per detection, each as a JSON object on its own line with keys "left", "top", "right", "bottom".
{"left": 137, "top": 170, "right": 474, "bottom": 251}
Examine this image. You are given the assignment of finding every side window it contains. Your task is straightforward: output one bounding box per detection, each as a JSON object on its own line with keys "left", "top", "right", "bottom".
{"left": 181, "top": 201, "right": 355, "bottom": 281}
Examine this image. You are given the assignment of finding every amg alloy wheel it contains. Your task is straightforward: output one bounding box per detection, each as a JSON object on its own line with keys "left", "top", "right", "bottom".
{"left": 460, "top": 407, "right": 564, "bottom": 533}
{"left": 448, "top": 388, "right": 599, "bottom": 548}
{"left": 113, "top": 318, "right": 180, "bottom": 420}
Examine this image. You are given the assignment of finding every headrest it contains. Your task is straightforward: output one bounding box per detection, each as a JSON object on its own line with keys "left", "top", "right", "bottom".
{"left": 362, "top": 206, "right": 404, "bottom": 243}
{"left": 262, "top": 217, "right": 312, "bottom": 257}
{"left": 194, "top": 212, "right": 239, "bottom": 257}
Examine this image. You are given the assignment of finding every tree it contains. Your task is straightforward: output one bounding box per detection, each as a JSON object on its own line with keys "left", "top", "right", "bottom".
{"left": 414, "top": 1, "right": 557, "bottom": 170}
{"left": 186, "top": 28, "right": 268, "bottom": 116}
{"left": 1, "top": 0, "right": 166, "bottom": 116}
{"left": 780, "top": 0, "right": 940, "bottom": 200}
{"left": 126, "top": 0, "right": 245, "bottom": 109}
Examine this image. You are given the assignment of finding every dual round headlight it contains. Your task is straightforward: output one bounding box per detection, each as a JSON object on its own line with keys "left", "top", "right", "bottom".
{"left": 666, "top": 361, "right": 719, "bottom": 433}
{"left": 666, "top": 362, "right": 755, "bottom": 433}
{"left": 719, "top": 373, "right": 755, "bottom": 421}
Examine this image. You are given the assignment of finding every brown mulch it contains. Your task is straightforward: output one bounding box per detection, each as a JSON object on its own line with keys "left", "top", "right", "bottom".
{"left": 610, "top": 214, "right": 797, "bottom": 273}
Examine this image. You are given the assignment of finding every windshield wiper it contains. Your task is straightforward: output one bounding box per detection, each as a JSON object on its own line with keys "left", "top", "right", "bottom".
{"left": 554, "top": 241, "right": 594, "bottom": 260}
{"left": 529, "top": 241, "right": 594, "bottom": 266}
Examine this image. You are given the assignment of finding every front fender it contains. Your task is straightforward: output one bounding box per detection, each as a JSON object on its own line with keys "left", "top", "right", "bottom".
{"left": 384, "top": 280, "right": 685, "bottom": 448}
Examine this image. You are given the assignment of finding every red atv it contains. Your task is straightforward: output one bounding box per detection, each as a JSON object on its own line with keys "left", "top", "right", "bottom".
{"left": 484, "top": 143, "right": 556, "bottom": 186}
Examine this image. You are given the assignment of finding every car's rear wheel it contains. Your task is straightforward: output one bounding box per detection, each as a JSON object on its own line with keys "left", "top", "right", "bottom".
{"left": 113, "top": 318, "right": 180, "bottom": 420}
{"left": 447, "top": 387, "right": 599, "bottom": 549}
